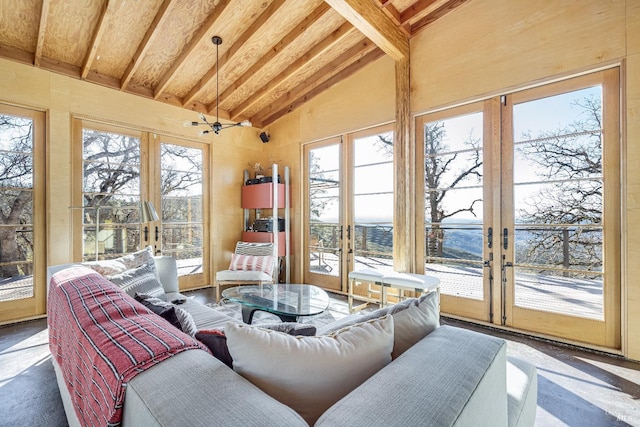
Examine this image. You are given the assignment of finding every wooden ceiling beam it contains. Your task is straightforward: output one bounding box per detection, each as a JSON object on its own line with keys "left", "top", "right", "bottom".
{"left": 254, "top": 40, "right": 379, "bottom": 125}
{"left": 324, "top": 0, "right": 408, "bottom": 60}
{"left": 121, "top": 0, "right": 175, "bottom": 91}
{"left": 182, "top": 0, "right": 286, "bottom": 107}
{"left": 213, "top": 2, "right": 331, "bottom": 112}
{"left": 81, "top": 0, "right": 114, "bottom": 79}
{"left": 410, "top": 0, "right": 470, "bottom": 34}
{"left": 34, "top": 0, "right": 50, "bottom": 67}
{"left": 230, "top": 23, "right": 357, "bottom": 120}
{"left": 153, "top": 0, "right": 232, "bottom": 99}
{"left": 397, "top": 0, "right": 440, "bottom": 24}
{"left": 259, "top": 47, "right": 384, "bottom": 127}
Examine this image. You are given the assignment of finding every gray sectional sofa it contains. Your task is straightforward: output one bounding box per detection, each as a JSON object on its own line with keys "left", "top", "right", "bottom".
{"left": 48, "top": 256, "right": 537, "bottom": 427}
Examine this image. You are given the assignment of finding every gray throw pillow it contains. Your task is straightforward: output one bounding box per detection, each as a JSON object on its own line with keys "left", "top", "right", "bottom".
{"left": 108, "top": 259, "right": 166, "bottom": 301}
{"left": 320, "top": 292, "right": 439, "bottom": 358}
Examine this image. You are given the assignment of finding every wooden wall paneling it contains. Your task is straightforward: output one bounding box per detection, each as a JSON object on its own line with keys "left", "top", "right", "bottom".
{"left": 228, "top": 21, "right": 355, "bottom": 120}
{"left": 94, "top": 0, "right": 164, "bottom": 79}
{"left": 254, "top": 37, "right": 378, "bottom": 126}
{"left": 410, "top": 0, "right": 626, "bottom": 114}
{"left": 182, "top": 0, "right": 288, "bottom": 106}
{"left": 0, "top": 0, "right": 39, "bottom": 53}
{"left": 120, "top": 0, "right": 174, "bottom": 90}
{"left": 218, "top": 3, "right": 335, "bottom": 115}
{"left": 131, "top": 1, "right": 218, "bottom": 91}
{"left": 44, "top": 0, "right": 105, "bottom": 67}
{"left": 152, "top": 0, "right": 232, "bottom": 99}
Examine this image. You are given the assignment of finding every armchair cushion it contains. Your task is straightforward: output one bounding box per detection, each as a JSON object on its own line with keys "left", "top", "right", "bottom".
{"left": 229, "top": 254, "right": 276, "bottom": 276}
{"left": 216, "top": 269, "right": 273, "bottom": 282}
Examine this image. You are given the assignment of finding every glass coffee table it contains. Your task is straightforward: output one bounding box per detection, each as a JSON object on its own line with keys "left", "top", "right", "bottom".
{"left": 221, "top": 284, "right": 330, "bottom": 324}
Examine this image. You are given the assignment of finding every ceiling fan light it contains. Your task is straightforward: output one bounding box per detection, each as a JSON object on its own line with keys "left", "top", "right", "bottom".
{"left": 183, "top": 121, "right": 198, "bottom": 127}
{"left": 239, "top": 120, "right": 252, "bottom": 127}
{"left": 199, "top": 130, "right": 210, "bottom": 136}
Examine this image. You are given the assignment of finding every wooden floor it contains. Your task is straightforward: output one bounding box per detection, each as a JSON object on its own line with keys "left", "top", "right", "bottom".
{"left": 1, "top": 287, "right": 639, "bottom": 426}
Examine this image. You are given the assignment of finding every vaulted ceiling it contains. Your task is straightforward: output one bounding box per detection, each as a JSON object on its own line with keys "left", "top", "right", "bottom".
{"left": 0, "top": 0, "right": 469, "bottom": 128}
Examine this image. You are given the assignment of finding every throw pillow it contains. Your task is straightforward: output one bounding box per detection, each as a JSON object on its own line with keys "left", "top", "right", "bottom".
{"left": 388, "top": 292, "right": 439, "bottom": 359}
{"left": 228, "top": 254, "right": 275, "bottom": 276}
{"left": 135, "top": 293, "right": 182, "bottom": 331}
{"left": 225, "top": 315, "right": 394, "bottom": 425}
{"left": 118, "top": 245, "right": 155, "bottom": 269}
{"left": 83, "top": 246, "right": 154, "bottom": 276}
{"left": 195, "top": 330, "right": 233, "bottom": 368}
{"left": 108, "top": 259, "right": 166, "bottom": 301}
{"left": 319, "top": 292, "right": 439, "bottom": 359}
{"left": 196, "top": 323, "right": 317, "bottom": 369}
{"left": 135, "top": 293, "right": 198, "bottom": 337}
{"left": 82, "top": 258, "right": 128, "bottom": 276}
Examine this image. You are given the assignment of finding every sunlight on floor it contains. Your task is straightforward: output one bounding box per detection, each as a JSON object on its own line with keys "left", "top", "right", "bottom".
{"left": 0, "top": 328, "right": 50, "bottom": 388}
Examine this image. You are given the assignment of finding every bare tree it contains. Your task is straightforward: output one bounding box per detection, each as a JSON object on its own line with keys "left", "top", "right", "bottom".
{"left": 516, "top": 95, "right": 603, "bottom": 273}
{"left": 424, "top": 122, "right": 482, "bottom": 258}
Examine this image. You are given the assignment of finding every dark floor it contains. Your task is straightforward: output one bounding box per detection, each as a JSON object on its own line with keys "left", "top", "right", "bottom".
{"left": 1, "top": 287, "right": 639, "bottom": 427}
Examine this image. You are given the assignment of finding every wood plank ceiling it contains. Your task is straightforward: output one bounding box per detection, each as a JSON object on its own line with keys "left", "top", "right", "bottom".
{"left": 0, "top": 0, "right": 469, "bottom": 129}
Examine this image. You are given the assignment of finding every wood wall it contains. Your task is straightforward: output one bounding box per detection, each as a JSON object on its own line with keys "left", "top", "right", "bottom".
{"left": 268, "top": 0, "right": 640, "bottom": 360}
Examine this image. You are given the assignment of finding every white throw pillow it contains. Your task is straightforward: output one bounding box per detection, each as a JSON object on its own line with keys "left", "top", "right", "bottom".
{"left": 225, "top": 315, "right": 394, "bottom": 425}
{"left": 389, "top": 291, "right": 439, "bottom": 359}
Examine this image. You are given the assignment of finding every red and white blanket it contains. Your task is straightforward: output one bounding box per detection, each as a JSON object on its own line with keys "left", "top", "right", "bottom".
{"left": 48, "top": 266, "right": 205, "bottom": 426}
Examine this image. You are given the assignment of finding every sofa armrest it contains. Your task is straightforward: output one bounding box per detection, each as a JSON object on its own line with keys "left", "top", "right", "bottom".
{"left": 124, "top": 350, "right": 307, "bottom": 426}
{"left": 153, "top": 256, "right": 179, "bottom": 294}
{"left": 316, "top": 325, "right": 508, "bottom": 427}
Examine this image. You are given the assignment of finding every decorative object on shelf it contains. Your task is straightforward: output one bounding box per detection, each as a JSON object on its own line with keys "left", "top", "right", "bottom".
{"left": 251, "top": 162, "right": 264, "bottom": 180}
{"left": 183, "top": 36, "right": 251, "bottom": 135}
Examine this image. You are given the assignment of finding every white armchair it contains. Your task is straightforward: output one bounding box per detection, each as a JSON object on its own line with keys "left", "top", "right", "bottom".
{"left": 215, "top": 241, "right": 277, "bottom": 302}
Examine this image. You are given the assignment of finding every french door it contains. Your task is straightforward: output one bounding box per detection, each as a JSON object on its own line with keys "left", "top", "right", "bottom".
{"left": 0, "top": 104, "right": 45, "bottom": 323}
{"left": 73, "top": 120, "right": 209, "bottom": 290}
{"left": 303, "top": 125, "right": 394, "bottom": 293}
{"left": 417, "top": 69, "right": 621, "bottom": 348}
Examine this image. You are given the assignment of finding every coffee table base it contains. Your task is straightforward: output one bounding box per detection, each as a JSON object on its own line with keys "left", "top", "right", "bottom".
{"left": 241, "top": 305, "right": 298, "bottom": 324}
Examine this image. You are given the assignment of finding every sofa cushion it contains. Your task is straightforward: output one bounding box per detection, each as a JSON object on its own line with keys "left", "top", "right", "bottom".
{"left": 196, "top": 323, "right": 317, "bottom": 369}
{"left": 108, "top": 259, "right": 166, "bottom": 301}
{"left": 225, "top": 315, "right": 394, "bottom": 425}
{"left": 319, "top": 292, "right": 439, "bottom": 358}
{"left": 315, "top": 325, "right": 507, "bottom": 427}
{"left": 135, "top": 293, "right": 198, "bottom": 336}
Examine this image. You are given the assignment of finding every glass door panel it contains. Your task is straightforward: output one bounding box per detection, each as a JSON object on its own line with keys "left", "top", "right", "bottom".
{"left": 419, "top": 104, "right": 489, "bottom": 321}
{"left": 0, "top": 105, "right": 45, "bottom": 322}
{"left": 352, "top": 129, "right": 394, "bottom": 274}
{"left": 158, "top": 141, "right": 207, "bottom": 289}
{"left": 304, "top": 140, "right": 342, "bottom": 291}
{"left": 80, "top": 127, "right": 143, "bottom": 261}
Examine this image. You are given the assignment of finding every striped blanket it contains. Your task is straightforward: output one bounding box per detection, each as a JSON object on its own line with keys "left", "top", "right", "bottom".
{"left": 48, "top": 266, "right": 206, "bottom": 426}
